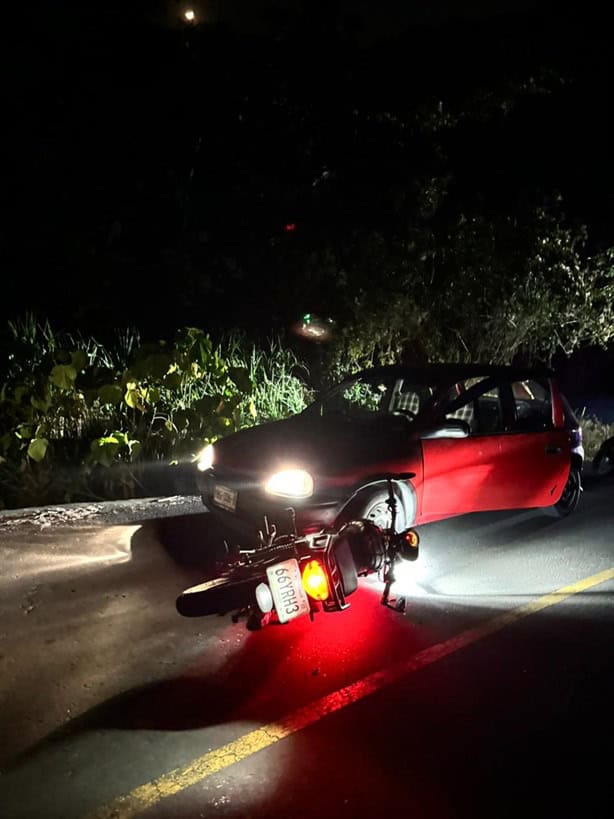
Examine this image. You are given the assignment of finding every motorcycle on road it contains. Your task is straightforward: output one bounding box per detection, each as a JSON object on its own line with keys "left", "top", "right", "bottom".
{"left": 176, "top": 475, "right": 419, "bottom": 630}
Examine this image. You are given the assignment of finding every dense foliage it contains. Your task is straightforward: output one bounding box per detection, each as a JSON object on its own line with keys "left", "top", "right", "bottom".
{"left": 0, "top": 318, "right": 309, "bottom": 508}
{"left": 323, "top": 209, "right": 614, "bottom": 380}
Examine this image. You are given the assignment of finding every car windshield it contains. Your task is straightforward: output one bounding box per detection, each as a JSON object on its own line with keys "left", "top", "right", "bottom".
{"left": 308, "top": 373, "right": 438, "bottom": 420}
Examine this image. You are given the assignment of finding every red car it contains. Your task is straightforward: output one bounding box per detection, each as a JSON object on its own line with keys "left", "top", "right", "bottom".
{"left": 196, "top": 364, "right": 582, "bottom": 541}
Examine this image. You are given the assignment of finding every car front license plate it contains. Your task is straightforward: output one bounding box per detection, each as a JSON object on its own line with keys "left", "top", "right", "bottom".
{"left": 213, "top": 484, "right": 238, "bottom": 511}
{"left": 266, "top": 559, "right": 310, "bottom": 623}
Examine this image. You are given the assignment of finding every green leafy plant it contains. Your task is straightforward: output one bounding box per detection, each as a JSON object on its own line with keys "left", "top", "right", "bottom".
{"left": 0, "top": 320, "right": 311, "bottom": 508}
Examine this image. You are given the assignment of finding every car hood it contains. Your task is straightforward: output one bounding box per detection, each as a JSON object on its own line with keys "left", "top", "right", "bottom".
{"left": 212, "top": 412, "right": 420, "bottom": 478}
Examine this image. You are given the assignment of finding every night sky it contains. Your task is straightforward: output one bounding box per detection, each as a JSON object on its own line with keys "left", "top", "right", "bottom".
{"left": 4, "top": 0, "right": 612, "bottom": 386}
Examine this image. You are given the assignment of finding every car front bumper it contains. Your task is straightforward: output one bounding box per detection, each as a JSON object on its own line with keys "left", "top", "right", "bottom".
{"left": 198, "top": 466, "right": 342, "bottom": 538}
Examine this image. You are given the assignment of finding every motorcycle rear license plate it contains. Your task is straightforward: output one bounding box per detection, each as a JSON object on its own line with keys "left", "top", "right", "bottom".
{"left": 213, "top": 484, "right": 238, "bottom": 511}
{"left": 266, "top": 559, "right": 310, "bottom": 623}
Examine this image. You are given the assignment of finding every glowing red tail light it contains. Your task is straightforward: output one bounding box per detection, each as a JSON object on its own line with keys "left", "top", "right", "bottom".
{"left": 301, "top": 559, "right": 330, "bottom": 601}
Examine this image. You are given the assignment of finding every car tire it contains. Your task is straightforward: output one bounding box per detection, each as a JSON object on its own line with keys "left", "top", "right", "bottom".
{"left": 335, "top": 483, "right": 412, "bottom": 532}
{"left": 592, "top": 439, "right": 614, "bottom": 476}
{"left": 553, "top": 465, "right": 582, "bottom": 517}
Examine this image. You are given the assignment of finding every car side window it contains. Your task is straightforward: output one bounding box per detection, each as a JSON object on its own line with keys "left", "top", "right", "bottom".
{"left": 511, "top": 379, "right": 552, "bottom": 431}
{"left": 444, "top": 378, "right": 505, "bottom": 435}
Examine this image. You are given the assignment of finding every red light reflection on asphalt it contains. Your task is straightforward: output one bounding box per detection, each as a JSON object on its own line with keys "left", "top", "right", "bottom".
{"left": 168, "top": 574, "right": 437, "bottom": 740}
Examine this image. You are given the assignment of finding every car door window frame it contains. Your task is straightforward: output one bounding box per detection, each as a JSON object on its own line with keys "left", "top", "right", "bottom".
{"left": 507, "top": 377, "right": 555, "bottom": 433}
{"left": 441, "top": 376, "right": 507, "bottom": 437}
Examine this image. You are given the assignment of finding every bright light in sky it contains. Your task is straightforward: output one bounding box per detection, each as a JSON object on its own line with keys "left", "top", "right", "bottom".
{"left": 184, "top": 9, "right": 196, "bottom": 23}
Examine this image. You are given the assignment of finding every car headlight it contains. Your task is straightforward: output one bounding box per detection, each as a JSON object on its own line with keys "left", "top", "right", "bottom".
{"left": 196, "top": 444, "right": 214, "bottom": 472}
{"left": 265, "top": 469, "right": 314, "bottom": 498}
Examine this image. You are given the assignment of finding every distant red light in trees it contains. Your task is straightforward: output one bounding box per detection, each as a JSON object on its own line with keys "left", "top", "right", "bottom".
{"left": 284, "top": 223, "right": 297, "bottom": 233}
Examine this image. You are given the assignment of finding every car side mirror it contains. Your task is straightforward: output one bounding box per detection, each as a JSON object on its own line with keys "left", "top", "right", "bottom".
{"left": 420, "top": 419, "right": 470, "bottom": 439}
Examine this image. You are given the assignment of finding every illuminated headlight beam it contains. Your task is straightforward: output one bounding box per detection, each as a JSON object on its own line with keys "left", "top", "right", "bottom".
{"left": 265, "top": 469, "right": 313, "bottom": 498}
{"left": 196, "top": 444, "right": 214, "bottom": 472}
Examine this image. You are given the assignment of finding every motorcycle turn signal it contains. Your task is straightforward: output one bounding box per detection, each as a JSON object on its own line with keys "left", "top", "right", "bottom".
{"left": 394, "top": 528, "right": 420, "bottom": 562}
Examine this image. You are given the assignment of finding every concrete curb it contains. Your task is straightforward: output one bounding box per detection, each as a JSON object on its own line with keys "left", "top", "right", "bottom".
{"left": 0, "top": 495, "right": 206, "bottom": 529}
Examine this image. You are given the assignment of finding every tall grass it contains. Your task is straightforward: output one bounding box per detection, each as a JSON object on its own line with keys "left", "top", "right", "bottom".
{"left": 222, "top": 333, "right": 311, "bottom": 422}
{"left": 575, "top": 409, "right": 614, "bottom": 459}
{"left": 4, "top": 313, "right": 140, "bottom": 379}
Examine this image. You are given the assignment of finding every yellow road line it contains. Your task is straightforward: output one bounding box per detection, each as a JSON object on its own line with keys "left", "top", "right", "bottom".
{"left": 91, "top": 567, "right": 614, "bottom": 819}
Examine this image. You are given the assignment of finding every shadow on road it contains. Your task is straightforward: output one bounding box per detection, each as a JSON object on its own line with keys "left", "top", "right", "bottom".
{"left": 60, "top": 623, "right": 611, "bottom": 819}
{"left": 150, "top": 512, "right": 234, "bottom": 570}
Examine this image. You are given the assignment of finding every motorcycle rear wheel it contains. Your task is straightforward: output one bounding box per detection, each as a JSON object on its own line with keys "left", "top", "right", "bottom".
{"left": 176, "top": 574, "right": 261, "bottom": 617}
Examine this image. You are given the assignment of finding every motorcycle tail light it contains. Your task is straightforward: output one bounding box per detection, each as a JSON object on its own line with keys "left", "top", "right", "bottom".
{"left": 301, "top": 559, "right": 330, "bottom": 601}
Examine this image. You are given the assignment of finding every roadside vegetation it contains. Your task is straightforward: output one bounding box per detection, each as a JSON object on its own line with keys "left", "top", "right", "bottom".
{"left": 1, "top": 313, "right": 613, "bottom": 510}
{"left": 0, "top": 316, "right": 310, "bottom": 509}
{"left": 575, "top": 411, "right": 614, "bottom": 461}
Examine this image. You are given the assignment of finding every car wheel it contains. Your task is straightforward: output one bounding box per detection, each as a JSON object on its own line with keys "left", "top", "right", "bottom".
{"left": 336, "top": 485, "right": 411, "bottom": 532}
{"left": 592, "top": 442, "right": 614, "bottom": 476}
{"left": 363, "top": 498, "right": 398, "bottom": 529}
{"left": 553, "top": 466, "right": 582, "bottom": 517}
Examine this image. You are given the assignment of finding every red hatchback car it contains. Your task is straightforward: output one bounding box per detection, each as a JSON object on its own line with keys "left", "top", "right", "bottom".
{"left": 197, "top": 364, "right": 582, "bottom": 542}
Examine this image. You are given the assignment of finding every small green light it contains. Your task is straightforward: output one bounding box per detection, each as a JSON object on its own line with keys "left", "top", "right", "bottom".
{"left": 303, "top": 313, "right": 311, "bottom": 323}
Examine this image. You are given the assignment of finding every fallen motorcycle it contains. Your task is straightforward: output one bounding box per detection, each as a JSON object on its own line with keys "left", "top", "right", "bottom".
{"left": 176, "top": 474, "right": 419, "bottom": 629}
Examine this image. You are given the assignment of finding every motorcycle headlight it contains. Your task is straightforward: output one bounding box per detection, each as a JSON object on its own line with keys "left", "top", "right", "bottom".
{"left": 196, "top": 444, "right": 214, "bottom": 472}
{"left": 265, "top": 469, "right": 314, "bottom": 498}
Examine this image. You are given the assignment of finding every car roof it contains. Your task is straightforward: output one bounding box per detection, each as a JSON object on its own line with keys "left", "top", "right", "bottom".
{"left": 346, "top": 363, "right": 555, "bottom": 384}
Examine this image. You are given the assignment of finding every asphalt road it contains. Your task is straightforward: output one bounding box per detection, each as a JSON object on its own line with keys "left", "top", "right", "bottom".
{"left": 1, "top": 479, "right": 613, "bottom": 819}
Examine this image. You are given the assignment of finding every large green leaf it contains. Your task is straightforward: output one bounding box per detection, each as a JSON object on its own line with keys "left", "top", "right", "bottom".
{"left": 90, "top": 436, "right": 121, "bottom": 467}
{"left": 125, "top": 387, "right": 145, "bottom": 411}
{"left": 15, "top": 424, "right": 33, "bottom": 441}
{"left": 27, "top": 437, "right": 49, "bottom": 462}
{"left": 50, "top": 364, "right": 77, "bottom": 390}
{"left": 110, "top": 431, "right": 129, "bottom": 447}
{"left": 99, "top": 384, "right": 124, "bottom": 405}
{"left": 70, "top": 350, "right": 88, "bottom": 372}
{"left": 147, "top": 387, "right": 161, "bottom": 404}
